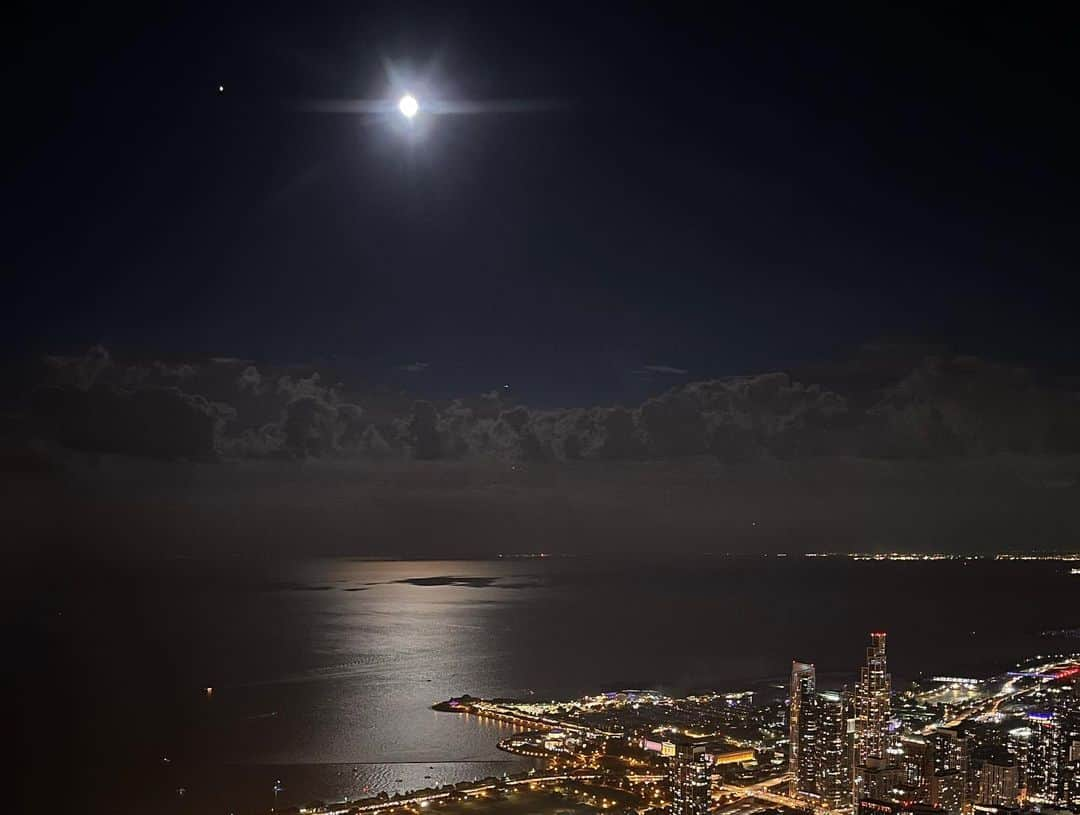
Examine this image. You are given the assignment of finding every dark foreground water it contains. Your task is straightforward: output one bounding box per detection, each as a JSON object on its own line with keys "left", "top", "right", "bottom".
{"left": 12, "top": 556, "right": 1080, "bottom": 813}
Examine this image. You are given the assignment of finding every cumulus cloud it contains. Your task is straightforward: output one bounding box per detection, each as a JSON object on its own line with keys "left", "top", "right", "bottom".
{"left": 866, "top": 356, "right": 1080, "bottom": 456}
{"left": 30, "top": 384, "right": 232, "bottom": 460}
{"left": 276, "top": 372, "right": 336, "bottom": 402}
{"left": 217, "top": 422, "right": 285, "bottom": 459}
{"left": 406, "top": 400, "right": 444, "bottom": 460}
{"left": 9, "top": 345, "right": 1080, "bottom": 557}
{"left": 236, "top": 365, "right": 263, "bottom": 393}
{"left": 43, "top": 344, "right": 112, "bottom": 389}
{"left": 14, "top": 346, "right": 1080, "bottom": 470}
{"left": 281, "top": 396, "right": 340, "bottom": 458}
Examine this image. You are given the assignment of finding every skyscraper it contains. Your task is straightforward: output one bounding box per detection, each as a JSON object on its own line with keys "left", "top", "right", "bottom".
{"left": 929, "top": 770, "right": 965, "bottom": 814}
{"left": 1026, "top": 712, "right": 1059, "bottom": 802}
{"left": 854, "top": 633, "right": 894, "bottom": 807}
{"left": 815, "top": 690, "right": 854, "bottom": 810}
{"left": 932, "top": 728, "right": 969, "bottom": 777}
{"left": 931, "top": 728, "right": 971, "bottom": 813}
{"left": 1005, "top": 726, "right": 1032, "bottom": 794}
{"left": 790, "top": 659, "right": 852, "bottom": 810}
{"left": 976, "top": 753, "right": 1019, "bottom": 808}
{"left": 899, "top": 735, "right": 933, "bottom": 799}
{"left": 1027, "top": 681, "right": 1080, "bottom": 807}
{"left": 856, "top": 633, "right": 893, "bottom": 761}
{"left": 859, "top": 757, "right": 905, "bottom": 804}
{"left": 668, "top": 737, "right": 710, "bottom": 815}
{"left": 791, "top": 661, "right": 817, "bottom": 797}
{"left": 1060, "top": 682, "right": 1080, "bottom": 809}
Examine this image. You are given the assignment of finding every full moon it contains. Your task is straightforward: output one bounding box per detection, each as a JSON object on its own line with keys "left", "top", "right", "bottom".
{"left": 398, "top": 94, "right": 419, "bottom": 119}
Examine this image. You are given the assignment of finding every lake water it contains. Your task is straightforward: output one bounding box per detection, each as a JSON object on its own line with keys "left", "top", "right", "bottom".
{"left": 12, "top": 555, "right": 1079, "bottom": 813}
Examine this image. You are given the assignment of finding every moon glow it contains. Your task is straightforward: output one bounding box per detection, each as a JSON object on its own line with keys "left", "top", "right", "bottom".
{"left": 398, "top": 94, "right": 419, "bottom": 119}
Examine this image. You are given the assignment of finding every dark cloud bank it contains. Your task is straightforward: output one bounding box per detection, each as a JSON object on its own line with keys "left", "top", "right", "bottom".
{"left": 3, "top": 346, "right": 1079, "bottom": 556}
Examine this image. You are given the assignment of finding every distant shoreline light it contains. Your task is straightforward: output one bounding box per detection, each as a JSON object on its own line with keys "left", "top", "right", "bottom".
{"left": 805, "top": 552, "right": 1080, "bottom": 562}
{"left": 493, "top": 551, "right": 1080, "bottom": 561}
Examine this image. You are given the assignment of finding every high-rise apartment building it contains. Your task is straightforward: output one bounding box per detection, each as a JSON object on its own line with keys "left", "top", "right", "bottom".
{"left": 1028, "top": 712, "right": 1063, "bottom": 803}
{"left": 929, "top": 770, "right": 965, "bottom": 814}
{"left": 856, "top": 633, "right": 893, "bottom": 761}
{"left": 1005, "top": 727, "right": 1032, "bottom": 793}
{"left": 815, "top": 691, "right": 854, "bottom": 810}
{"left": 899, "top": 735, "right": 933, "bottom": 798}
{"left": 859, "top": 757, "right": 905, "bottom": 803}
{"left": 668, "top": 737, "right": 711, "bottom": 815}
{"left": 790, "top": 660, "right": 852, "bottom": 809}
{"left": 1060, "top": 683, "right": 1080, "bottom": 809}
{"left": 1026, "top": 682, "right": 1080, "bottom": 808}
{"left": 930, "top": 728, "right": 971, "bottom": 812}
{"left": 790, "top": 661, "right": 818, "bottom": 798}
{"left": 932, "top": 729, "right": 969, "bottom": 777}
{"left": 854, "top": 633, "right": 895, "bottom": 806}
{"left": 975, "top": 754, "right": 1019, "bottom": 808}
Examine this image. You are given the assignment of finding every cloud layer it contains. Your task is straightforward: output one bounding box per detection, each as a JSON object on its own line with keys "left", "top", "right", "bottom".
{"left": 5, "top": 345, "right": 1078, "bottom": 557}
{"left": 13, "top": 346, "right": 1080, "bottom": 465}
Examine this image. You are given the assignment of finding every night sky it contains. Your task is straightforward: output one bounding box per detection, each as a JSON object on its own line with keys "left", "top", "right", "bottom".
{"left": 4, "top": 3, "right": 1080, "bottom": 555}
{"left": 9, "top": 3, "right": 1079, "bottom": 402}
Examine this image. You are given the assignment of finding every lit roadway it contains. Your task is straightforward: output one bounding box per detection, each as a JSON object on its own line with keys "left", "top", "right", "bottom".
{"left": 718, "top": 774, "right": 849, "bottom": 815}
{"left": 918, "top": 656, "right": 1080, "bottom": 734}
{"left": 303, "top": 773, "right": 602, "bottom": 815}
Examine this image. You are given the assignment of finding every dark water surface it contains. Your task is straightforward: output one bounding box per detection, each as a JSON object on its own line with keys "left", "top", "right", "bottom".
{"left": 13, "top": 556, "right": 1079, "bottom": 813}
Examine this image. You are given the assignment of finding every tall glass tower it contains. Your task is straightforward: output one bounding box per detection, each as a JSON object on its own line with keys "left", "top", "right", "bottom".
{"left": 668, "top": 739, "right": 711, "bottom": 815}
{"left": 791, "top": 661, "right": 817, "bottom": 796}
{"left": 857, "top": 633, "right": 892, "bottom": 761}
{"left": 854, "top": 632, "right": 894, "bottom": 805}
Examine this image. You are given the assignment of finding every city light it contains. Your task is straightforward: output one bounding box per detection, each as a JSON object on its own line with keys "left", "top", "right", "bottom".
{"left": 294, "top": 643, "right": 1080, "bottom": 815}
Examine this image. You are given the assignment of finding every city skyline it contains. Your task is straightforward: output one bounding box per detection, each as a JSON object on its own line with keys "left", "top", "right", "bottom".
{"left": 783, "top": 631, "right": 1080, "bottom": 815}
{"left": 436, "top": 629, "right": 1079, "bottom": 815}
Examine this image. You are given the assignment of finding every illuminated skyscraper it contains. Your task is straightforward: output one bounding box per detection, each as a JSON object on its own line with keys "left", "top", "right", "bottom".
{"left": 975, "top": 754, "right": 1019, "bottom": 808}
{"left": 1061, "top": 682, "right": 1080, "bottom": 809}
{"left": 815, "top": 691, "right": 854, "bottom": 809}
{"left": 1027, "top": 681, "right": 1080, "bottom": 807}
{"left": 929, "top": 770, "right": 965, "bottom": 814}
{"left": 1005, "top": 726, "right": 1032, "bottom": 793}
{"left": 853, "top": 632, "right": 894, "bottom": 806}
{"left": 790, "top": 659, "right": 852, "bottom": 809}
{"left": 791, "top": 661, "right": 817, "bottom": 797}
{"left": 859, "top": 757, "right": 905, "bottom": 804}
{"left": 932, "top": 728, "right": 969, "bottom": 776}
{"left": 668, "top": 738, "right": 710, "bottom": 815}
{"left": 931, "top": 728, "right": 970, "bottom": 812}
{"left": 899, "top": 735, "right": 933, "bottom": 798}
{"left": 856, "top": 633, "right": 893, "bottom": 761}
{"left": 1026, "top": 712, "right": 1059, "bottom": 801}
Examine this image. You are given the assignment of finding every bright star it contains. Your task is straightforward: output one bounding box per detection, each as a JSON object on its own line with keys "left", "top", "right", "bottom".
{"left": 398, "top": 94, "right": 419, "bottom": 119}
